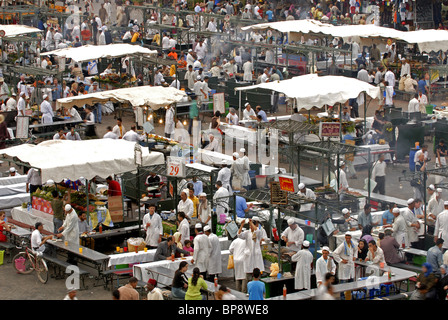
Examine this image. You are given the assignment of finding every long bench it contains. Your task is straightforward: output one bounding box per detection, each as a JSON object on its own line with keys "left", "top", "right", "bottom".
{"left": 102, "top": 267, "right": 134, "bottom": 291}
{"left": 42, "top": 253, "right": 90, "bottom": 290}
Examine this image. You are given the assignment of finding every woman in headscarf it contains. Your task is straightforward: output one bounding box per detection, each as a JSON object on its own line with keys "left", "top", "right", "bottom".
{"left": 172, "top": 231, "right": 183, "bottom": 257}
{"left": 415, "top": 262, "right": 437, "bottom": 299}
{"left": 357, "top": 239, "right": 368, "bottom": 262}
{"left": 436, "top": 264, "right": 448, "bottom": 300}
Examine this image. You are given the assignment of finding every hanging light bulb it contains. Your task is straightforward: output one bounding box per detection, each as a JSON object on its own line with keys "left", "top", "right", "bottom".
{"left": 183, "top": 120, "right": 187, "bottom": 126}
{"left": 159, "top": 119, "right": 163, "bottom": 124}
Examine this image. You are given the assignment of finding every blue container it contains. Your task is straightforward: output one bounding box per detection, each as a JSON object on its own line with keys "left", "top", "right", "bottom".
{"left": 409, "top": 148, "right": 418, "bottom": 172}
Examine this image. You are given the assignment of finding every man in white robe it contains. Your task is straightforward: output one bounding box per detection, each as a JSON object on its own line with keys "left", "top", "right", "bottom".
{"left": 281, "top": 218, "right": 305, "bottom": 252}
{"left": 205, "top": 225, "right": 222, "bottom": 279}
{"left": 291, "top": 240, "right": 314, "bottom": 290}
{"left": 315, "top": 246, "right": 336, "bottom": 286}
{"left": 229, "top": 236, "right": 248, "bottom": 292}
{"left": 143, "top": 204, "right": 163, "bottom": 248}
{"left": 217, "top": 160, "right": 232, "bottom": 193}
{"left": 177, "top": 211, "right": 190, "bottom": 247}
{"left": 213, "top": 181, "right": 230, "bottom": 217}
{"left": 191, "top": 223, "right": 211, "bottom": 276}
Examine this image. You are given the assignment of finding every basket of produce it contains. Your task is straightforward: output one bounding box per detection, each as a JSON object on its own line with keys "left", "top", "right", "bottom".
{"left": 127, "top": 237, "right": 147, "bottom": 252}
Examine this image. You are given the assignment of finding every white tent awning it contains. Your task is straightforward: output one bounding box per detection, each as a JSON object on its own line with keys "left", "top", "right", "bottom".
{"left": 0, "top": 139, "right": 164, "bottom": 182}
{"left": 0, "top": 24, "right": 42, "bottom": 38}
{"left": 56, "top": 85, "right": 187, "bottom": 110}
{"left": 40, "top": 44, "right": 157, "bottom": 62}
{"left": 235, "top": 74, "right": 380, "bottom": 110}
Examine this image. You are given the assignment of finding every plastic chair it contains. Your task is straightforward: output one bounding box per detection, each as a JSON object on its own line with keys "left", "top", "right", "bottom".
{"left": 380, "top": 283, "right": 395, "bottom": 296}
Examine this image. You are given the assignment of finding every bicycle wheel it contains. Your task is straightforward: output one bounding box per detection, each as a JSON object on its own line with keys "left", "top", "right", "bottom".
{"left": 12, "top": 252, "right": 34, "bottom": 275}
{"left": 36, "top": 258, "right": 49, "bottom": 284}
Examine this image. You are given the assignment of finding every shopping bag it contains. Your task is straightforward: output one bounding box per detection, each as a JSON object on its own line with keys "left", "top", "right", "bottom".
{"left": 227, "top": 254, "right": 234, "bottom": 270}
{"left": 363, "top": 178, "right": 377, "bottom": 193}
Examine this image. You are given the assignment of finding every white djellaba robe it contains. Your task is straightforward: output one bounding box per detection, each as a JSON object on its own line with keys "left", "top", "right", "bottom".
{"left": 61, "top": 210, "right": 79, "bottom": 244}
{"left": 240, "top": 155, "right": 251, "bottom": 187}
{"left": 238, "top": 229, "right": 264, "bottom": 273}
{"left": 40, "top": 100, "right": 54, "bottom": 124}
{"left": 315, "top": 256, "right": 337, "bottom": 286}
{"left": 229, "top": 237, "right": 247, "bottom": 280}
{"left": 207, "top": 232, "right": 222, "bottom": 275}
{"left": 332, "top": 240, "right": 358, "bottom": 281}
{"left": 231, "top": 158, "right": 246, "bottom": 190}
{"left": 217, "top": 167, "right": 232, "bottom": 193}
{"left": 401, "top": 207, "right": 420, "bottom": 244}
{"left": 393, "top": 214, "right": 409, "bottom": 248}
{"left": 291, "top": 248, "right": 314, "bottom": 290}
{"left": 193, "top": 232, "right": 211, "bottom": 273}
{"left": 142, "top": 212, "right": 163, "bottom": 247}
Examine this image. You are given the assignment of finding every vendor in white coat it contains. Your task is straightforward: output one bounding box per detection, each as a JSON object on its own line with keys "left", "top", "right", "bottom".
{"left": 217, "top": 160, "right": 232, "bottom": 193}
{"left": 392, "top": 207, "right": 409, "bottom": 248}
{"left": 204, "top": 225, "right": 222, "bottom": 279}
{"left": 40, "top": 94, "right": 54, "bottom": 124}
{"left": 297, "top": 183, "right": 316, "bottom": 211}
{"left": 335, "top": 161, "right": 349, "bottom": 193}
{"left": 177, "top": 211, "right": 190, "bottom": 247}
{"left": 332, "top": 232, "right": 358, "bottom": 282}
{"left": 177, "top": 189, "right": 194, "bottom": 219}
{"left": 239, "top": 148, "right": 251, "bottom": 190}
{"left": 143, "top": 203, "right": 163, "bottom": 248}
{"left": 229, "top": 236, "right": 248, "bottom": 292}
{"left": 56, "top": 204, "right": 79, "bottom": 244}
{"left": 401, "top": 198, "right": 421, "bottom": 248}
{"left": 191, "top": 223, "right": 211, "bottom": 276}
{"left": 230, "top": 152, "right": 245, "bottom": 191}
{"left": 291, "top": 240, "right": 314, "bottom": 290}
{"left": 213, "top": 180, "right": 230, "bottom": 217}
{"left": 281, "top": 218, "right": 305, "bottom": 252}
{"left": 315, "top": 246, "right": 336, "bottom": 287}
{"left": 164, "top": 104, "right": 175, "bottom": 138}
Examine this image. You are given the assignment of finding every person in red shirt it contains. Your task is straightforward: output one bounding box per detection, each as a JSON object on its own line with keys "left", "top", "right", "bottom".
{"left": 106, "top": 176, "right": 122, "bottom": 196}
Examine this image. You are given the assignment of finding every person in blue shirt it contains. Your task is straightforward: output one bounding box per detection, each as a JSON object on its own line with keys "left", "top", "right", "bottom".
{"left": 235, "top": 195, "right": 254, "bottom": 218}
{"left": 265, "top": 9, "right": 274, "bottom": 22}
{"left": 427, "top": 239, "right": 444, "bottom": 275}
{"left": 382, "top": 203, "right": 396, "bottom": 226}
{"left": 255, "top": 106, "right": 268, "bottom": 122}
{"left": 341, "top": 128, "right": 355, "bottom": 144}
{"left": 417, "top": 73, "right": 429, "bottom": 95}
{"left": 247, "top": 268, "right": 265, "bottom": 300}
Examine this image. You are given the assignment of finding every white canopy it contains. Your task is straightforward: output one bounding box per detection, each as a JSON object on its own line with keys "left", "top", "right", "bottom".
{"left": 0, "top": 139, "right": 164, "bottom": 182}
{"left": 40, "top": 44, "right": 157, "bottom": 62}
{"left": 235, "top": 74, "right": 380, "bottom": 110}
{"left": 0, "top": 24, "right": 42, "bottom": 38}
{"left": 56, "top": 85, "right": 187, "bottom": 110}
{"left": 242, "top": 20, "right": 448, "bottom": 52}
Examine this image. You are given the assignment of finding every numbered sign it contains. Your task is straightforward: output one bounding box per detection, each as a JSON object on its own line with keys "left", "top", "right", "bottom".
{"left": 167, "top": 156, "right": 185, "bottom": 177}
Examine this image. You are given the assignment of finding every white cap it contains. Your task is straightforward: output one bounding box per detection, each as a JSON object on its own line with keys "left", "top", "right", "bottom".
{"left": 298, "top": 183, "right": 305, "bottom": 190}
{"left": 444, "top": 201, "right": 448, "bottom": 206}
{"left": 9, "top": 167, "right": 16, "bottom": 172}
{"left": 322, "top": 246, "right": 330, "bottom": 253}
{"left": 428, "top": 184, "right": 435, "bottom": 190}
{"left": 407, "top": 198, "right": 415, "bottom": 205}
{"left": 181, "top": 189, "right": 189, "bottom": 195}
{"left": 233, "top": 152, "right": 239, "bottom": 159}
{"left": 339, "top": 160, "right": 345, "bottom": 166}
{"left": 188, "top": 49, "right": 193, "bottom": 52}
{"left": 199, "top": 192, "right": 207, "bottom": 197}
{"left": 195, "top": 223, "right": 202, "bottom": 229}
{"left": 342, "top": 208, "right": 349, "bottom": 214}
{"left": 19, "top": 91, "right": 25, "bottom": 97}
{"left": 303, "top": 240, "right": 310, "bottom": 247}
{"left": 196, "top": 75, "right": 202, "bottom": 80}
{"left": 252, "top": 216, "right": 260, "bottom": 222}
{"left": 244, "top": 102, "right": 250, "bottom": 107}
{"left": 287, "top": 218, "right": 295, "bottom": 225}
{"left": 204, "top": 225, "right": 211, "bottom": 232}
{"left": 65, "top": 204, "right": 72, "bottom": 211}
{"left": 221, "top": 159, "right": 227, "bottom": 165}
{"left": 240, "top": 148, "right": 245, "bottom": 153}
{"left": 43, "top": 94, "right": 48, "bottom": 100}
{"left": 392, "top": 207, "right": 400, "bottom": 213}
{"left": 345, "top": 232, "right": 352, "bottom": 236}
{"left": 437, "top": 188, "right": 443, "bottom": 193}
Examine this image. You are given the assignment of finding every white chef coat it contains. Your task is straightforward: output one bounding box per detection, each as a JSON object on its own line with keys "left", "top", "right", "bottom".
{"left": 385, "top": 70, "right": 396, "bottom": 88}
{"left": 240, "top": 155, "right": 251, "bottom": 187}
{"left": 229, "top": 238, "right": 247, "bottom": 280}
{"left": 427, "top": 197, "right": 444, "bottom": 226}
{"left": 178, "top": 218, "right": 190, "bottom": 246}
{"left": 297, "top": 188, "right": 316, "bottom": 211}
{"left": 207, "top": 232, "right": 222, "bottom": 275}
{"left": 193, "top": 233, "right": 211, "bottom": 272}
{"left": 243, "top": 107, "right": 256, "bottom": 120}
{"left": 401, "top": 207, "right": 420, "bottom": 244}
{"left": 281, "top": 225, "right": 304, "bottom": 252}
{"left": 112, "top": 124, "right": 125, "bottom": 138}
{"left": 17, "top": 97, "right": 26, "bottom": 116}
{"left": 103, "top": 131, "right": 118, "bottom": 139}
{"left": 435, "top": 210, "right": 448, "bottom": 249}
{"left": 333, "top": 239, "right": 358, "bottom": 280}
{"left": 393, "top": 214, "right": 409, "bottom": 247}
{"left": 291, "top": 248, "right": 313, "bottom": 290}
{"left": 315, "top": 256, "right": 336, "bottom": 285}
{"left": 177, "top": 198, "right": 194, "bottom": 219}
{"left": 213, "top": 186, "right": 230, "bottom": 216}
{"left": 408, "top": 98, "right": 419, "bottom": 113}
{"left": 40, "top": 100, "right": 54, "bottom": 124}
{"left": 335, "top": 169, "right": 349, "bottom": 191}
{"left": 198, "top": 202, "right": 211, "bottom": 228}
{"left": 243, "top": 61, "right": 253, "bottom": 81}
{"left": 217, "top": 167, "right": 232, "bottom": 193}
{"left": 400, "top": 62, "right": 411, "bottom": 78}
{"left": 230, "top": 158, "right": 245, "bottom": 189}
{"left": 204, "top": 138, "right": 219, "bottom": 151}
{"left": 61, "top": 209, "right": 79, "bottom": 244}
{"left": 164, "top": 107, "right": 175, "bottom": 136}
{"left": 122, "top": 130, "right": 143, "bottom": 142}
{"left": 143, "top": 212, "right": 163, "bottom": 247}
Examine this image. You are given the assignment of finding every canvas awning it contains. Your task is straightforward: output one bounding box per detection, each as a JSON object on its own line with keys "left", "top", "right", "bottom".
{"left": 0, "top": 139, "right": 165, "bottom": 183}
{"left": 235, "top": 74, "right": 380, "bottom": 110}
{"left": 55, "top": 85, "right": 187, "bottom": 110}
{"left": 0, "top": 24, "right": 42, "bottom": 38}
{"left": 40, "top": 44, "right": 157, "bottom": 62}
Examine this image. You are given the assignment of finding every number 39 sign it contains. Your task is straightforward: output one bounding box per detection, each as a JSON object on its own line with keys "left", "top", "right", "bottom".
{"left": 167, "top": 156, "right": 185, "bottom": 177}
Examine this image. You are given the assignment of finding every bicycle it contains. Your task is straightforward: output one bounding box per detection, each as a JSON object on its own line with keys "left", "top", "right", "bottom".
{"left": 12, "top": 240, "right": 49, "bottom": 284}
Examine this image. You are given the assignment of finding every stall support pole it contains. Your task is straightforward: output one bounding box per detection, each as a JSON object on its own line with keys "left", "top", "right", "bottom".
{"left": 368, "top": 149, "right": 371, "bottom": 203}
{"left": 86, "top": 179, "right": 90, "bottom": 227}
{"left": 339, "top": 102, "right": 342, "bottom": 142}
{"left": 276, "top": 205, "right": 282, "bottom": 273}
{"left": 364, "top": 92, "right": 367, "bottom": 134}
{"left": 137, "top": 167, "right": 142, "bottom": 230}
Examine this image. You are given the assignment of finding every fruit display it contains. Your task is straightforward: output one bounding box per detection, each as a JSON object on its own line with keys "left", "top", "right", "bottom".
{"left": 146, "top": 134, "right": 178, "bottom": 145}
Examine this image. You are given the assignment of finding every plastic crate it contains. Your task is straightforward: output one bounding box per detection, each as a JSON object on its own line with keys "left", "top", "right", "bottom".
{"left": 115, "top": 264, "right": 129, "bottom": 270}
{"left": 412, "top": 255, "right": 426, "bottom": 266}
